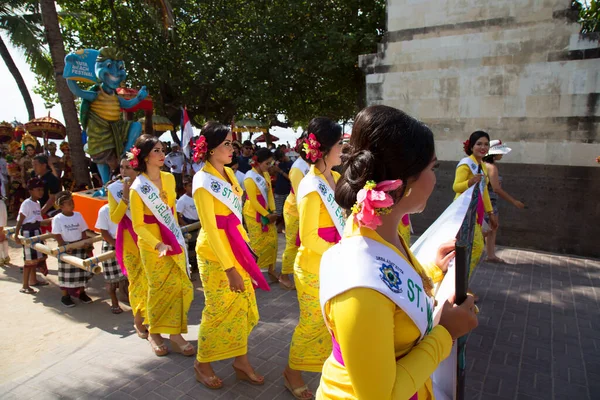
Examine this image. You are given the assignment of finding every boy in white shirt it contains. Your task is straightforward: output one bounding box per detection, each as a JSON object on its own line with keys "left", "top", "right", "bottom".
{"left": 95, "top": 203, "right": 129, "bottom": 314}
{"left": 176, "top": 176, "right": 199, "bottom": 279}
{"left": 14, "top": 178, "right": 51, "bottom": 294}
{"left": 52, "top": 191, "right": 94, "bottom": 308}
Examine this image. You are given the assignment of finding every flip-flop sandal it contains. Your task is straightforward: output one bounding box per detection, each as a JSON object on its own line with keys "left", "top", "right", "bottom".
{"left": 279, "top": 279, "right": 295, "bottom": 291}
{"left": 31, "top": 281, "right": 49, "bottom": 286}
{"left": 111, "top": 306, "right": 124, "bottom": 314}
{"left": 283, "top": 375, "right": 314, "bottom": 399}
{"left": 19, "top": 288, "right": 37, "bottom": 294}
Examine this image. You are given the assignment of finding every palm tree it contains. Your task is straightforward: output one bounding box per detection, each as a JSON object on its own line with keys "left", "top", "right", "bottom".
{"left": 38, "top": 0, "right": 90, "bottom": 187}
{"left": 0, "top": 0, "right": 52, "bottom": 120}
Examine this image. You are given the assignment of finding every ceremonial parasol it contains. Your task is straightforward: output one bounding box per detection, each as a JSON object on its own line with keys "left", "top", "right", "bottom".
{"left": 232, "top": 118, "right": 268, "bottom": 142}
{"left": 0, "top": 121, "right": 13, "bottom": 143}
{"left": 254, "top": 133, "right": 279, "bottom": 143}
{"left": 14, "top": 125, "right": 25, "bottom": 142}
{"left": 139, "top": 115, "right": 174, "bottom": 135}
{"left": 24, "top": 113, "right": 66, "bottom": 140}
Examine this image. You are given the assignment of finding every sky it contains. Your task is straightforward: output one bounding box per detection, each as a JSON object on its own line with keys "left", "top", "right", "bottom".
{"left": 0, "top": 34, "right": 303, "bottom": 146}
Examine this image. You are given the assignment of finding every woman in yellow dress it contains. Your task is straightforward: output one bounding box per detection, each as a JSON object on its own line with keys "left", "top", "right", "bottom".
{"left": 243, "top": 148, "right": 279, "bottom": 280}
{"left": 280, "top": 137, "right": 310, "bottom": 289}
{"left": 108, "top": 156, "right": 148, "bottom": 338}
{"left": 129, "top": 134, "right": 194, "bottom": 357}
{"left": 316, "top": 105, "right": 478, "bottom": 400}
{"left": 284, "top": 117, "right": 344, "bottom": 400}
{"left": 453, "top": 130, "right": 498, "bottom": 296}
{"left": 191, "top": 122, "right": 270, "bottom": 390}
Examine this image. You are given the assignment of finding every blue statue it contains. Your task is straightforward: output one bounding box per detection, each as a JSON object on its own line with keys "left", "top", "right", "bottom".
{"left": 65, "top": 47, "right": 148, "bottom": 184}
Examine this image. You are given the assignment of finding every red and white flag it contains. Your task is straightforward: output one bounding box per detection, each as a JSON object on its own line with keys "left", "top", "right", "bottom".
{"left": 181, "top": 107, "right": 194, "bottom": 159}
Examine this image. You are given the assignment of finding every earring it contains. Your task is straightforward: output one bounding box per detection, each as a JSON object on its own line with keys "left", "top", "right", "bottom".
{"left": 209, "top": 150, "right": 214, "bottom": 155}
{"left": 404, "top": 187, "right": 412, "bottom": 198}
{"left": 144, "top": 158, "right": 148, "bottom": 162}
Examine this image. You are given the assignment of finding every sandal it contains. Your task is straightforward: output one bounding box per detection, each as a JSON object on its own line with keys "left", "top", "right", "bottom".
{"left": 148, "top": 337, "right": 169, "bottom": 357}
{"left": 111, "top": 306, "right": 123, "bottom": 314}
{"left": 194, "top": 363, "right": 223, "bottom": 390}
{"left": 232, "top": 365, "right": 264, "bottom": 386}
{"left": 279, "top": 278, "right": 295, "bottom": 291}
{"left": 134, "top": 325, "right": 149, "bottom": 340}
{"left": 268, "top": 270, "right": 280, "bottom": 283}
{"left": 283, "top": 374, "right": 314, "bottom": 399}
{"left": 171, "top": 340, "right": 195, "bottom": 357}
{"left": 19, "top": 287, "right": 37, "bottom": 294}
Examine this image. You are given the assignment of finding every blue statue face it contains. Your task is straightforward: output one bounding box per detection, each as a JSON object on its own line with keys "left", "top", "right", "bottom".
{"left": 95, "top": 58, "right": 127, "bottom": 91}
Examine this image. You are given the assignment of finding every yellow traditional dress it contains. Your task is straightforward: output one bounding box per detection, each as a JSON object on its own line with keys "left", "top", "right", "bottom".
{"left": 453, "top": 154, "right": 493, "bottom": 274}
{"left": 130, "top": 172, "right": 193, "bottom": 335}
{"left": 281, "top": 160, "right": 309, "bottom": 275}
{"left": 193, "top": 162, "right": 265, "bottom": 362}
{"left": 397, "top": 214, "right": 411, "bottom": 247}
{"left": 316, "top": 224, "right": 452, "bottom": 400}
{"left": 289, "top": 166, "right": 341, "bottom": 372}
{"left": 108, "top": 181, "right": 147, "bottom": 321}
{"left": 243, "top": 168, "right": 278, "bottom": 270}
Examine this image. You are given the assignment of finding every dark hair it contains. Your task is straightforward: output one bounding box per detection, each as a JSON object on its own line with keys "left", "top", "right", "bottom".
{"left": 335, "top": 105, "right": 435, "bottom": 210}
{"left": 25, "top": 144, "right": 35, "bottom": 150}
{"left": 55, "top": 190, "right": 73, "bottom": 207}
{"left": 254, "top": 148, "right": 273, "bottom": 163}
{"left": 242, "top": 140, "right": 253, "bottom": 147}
{"left": 27, "top": 177, "right": 44, "bottom": 190}
{"left": 33, "top": 154, "right": 49, "bottom": 168}
{"left": 274, "top": 148, "right": 287, "bottom": 162}
{"left": 182, "top": 175, "right": 193, "bottom": 185}
{"left": 301, "top": 117, "right": 342, "bottom": 164}
{"left": 132, "top": 134, "right": 160, "bottom": 172}
{"left": 201, "top": 121, "right": 230, "bottom": 161}
{"left": 226, "top": 155, "right": 239, "bottom": 168}
{"left": 483, "top": 155, "right": 495, "bottom": 164}
{"left": 465, "top": 130, "right": 490, "bottom": 156}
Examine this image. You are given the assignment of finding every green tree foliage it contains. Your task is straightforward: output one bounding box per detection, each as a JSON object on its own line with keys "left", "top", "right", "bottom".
{"left": 36, "top": 0, "right": 385, "bottom": 127}
{"left": 574, "top": 0, "right": 600, "bottom": 33}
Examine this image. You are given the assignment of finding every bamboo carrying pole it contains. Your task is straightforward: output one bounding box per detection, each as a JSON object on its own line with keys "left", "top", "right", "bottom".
{"left": 51, "top": 236, "right": 102, "bottom": 256}
{"left": 181, "top": 222, "right": 200, "bottom": 234}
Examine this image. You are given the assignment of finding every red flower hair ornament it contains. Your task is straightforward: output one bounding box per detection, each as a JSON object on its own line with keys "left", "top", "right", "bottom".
{"left": 462, "top": 139, "right": 470, "bottom": 155}
{"left": 126, "top": 146, "right": 141, "bottom": 169}
{"left": 303, "top": 133, "right": 322, "bottom": 162}
{"left": 250, "top": 155, "right": 259, "bottom": 167}
{"left": 192, "top": 136, "right": 208, "bottom": 163}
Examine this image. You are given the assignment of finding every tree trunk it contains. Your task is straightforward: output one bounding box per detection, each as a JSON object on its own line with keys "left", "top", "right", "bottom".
{"left": 39, "top": 0, "right": 90, "bottom": 188}
{"left": 0, "top": 36, "right": 36, "bottom": 120}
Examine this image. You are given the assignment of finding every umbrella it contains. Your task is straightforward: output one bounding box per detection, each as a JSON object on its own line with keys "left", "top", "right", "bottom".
{"left": 139, "top": 115, "right": 174, "bottom": 135}
{"left": 254, "top": 133, "right": 279, "bottom": 143}
{"left": 24, "top": 113, "right": 66, "bottom": 140}
{"left": 116, "top": 87, "right": 153, "bottom": 112}
{"left": 232, "top": 118, "right": 267, "bottom": 134}
{"left": 0, "top": 121, "right": 13, "bottom": 143}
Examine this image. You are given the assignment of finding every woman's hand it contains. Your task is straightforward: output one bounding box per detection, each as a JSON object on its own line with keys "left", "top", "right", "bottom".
{"left": 439, "top": 295, "right": 479, "bottom": 339}
{"left": 226, "top": 267, "right": 245, "bottom": 292}
{"left": 435, "top": 239, "right": 456, "bottom": 273}
{"left": 155, "top": 242, "right": 172, "bottom": 257}
{"left": 513, "top": 200, "right": 525, "bottom": 209}
{"left": 267, "top": 213, "right": 278, "bottom": 223}
{"left": 468, "top": 174, "right": 483, "bottom": 187}
{"left": 122, "top": 177, "right": 132, "bottom": 202}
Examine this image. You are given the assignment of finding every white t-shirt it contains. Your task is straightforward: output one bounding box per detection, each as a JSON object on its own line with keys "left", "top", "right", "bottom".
{"left": 235, "top": 170, "right": 246, "bottom": 191}
{"left": 176, "top": 194, "right": 198, "bottom": 221}
{"left": 19, "top": 198, "right": 43, "bottom": 225}
{"left": 164, "top": 151, "right": 186, "bottom": 174}
{"left": 95, "top": 204, "right": 117, "bottom": 239}
{"left": 52, "top": 212, "right": 88, "bottom": 243}
{"left": 0, "top": 199, "right": 6, "bottom": 227}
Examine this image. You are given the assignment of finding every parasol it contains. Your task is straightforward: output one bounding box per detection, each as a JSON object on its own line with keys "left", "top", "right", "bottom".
{"left": 139, "top": 115, "right": 174, "bottom": 135}
{"left": 232, "top": 118, "right": 268, "bottom": 134}
{"left": 24, "top": 112, "right": 66, "bottom": 140}
{"left": 116, "top": 87, "right": 153, "bottom": 112}
{"left": 13, "top": 125, "right": 25, "bottom": 141}
{"left": 254, "top": 133, "right": 279, "bottom": 143}
{"left": 0, "top": 121, "right": 13, "bottom": 143}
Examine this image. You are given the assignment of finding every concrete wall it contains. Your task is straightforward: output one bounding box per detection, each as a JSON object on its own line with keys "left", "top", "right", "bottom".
{"left": 361, "top": 0, "right": 600, "bottom": 257}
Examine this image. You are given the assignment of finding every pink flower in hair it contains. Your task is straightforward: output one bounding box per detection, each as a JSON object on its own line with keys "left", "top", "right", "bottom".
{"left": 303, "top": 133, "right": 322, "bottom": 162}
{"left": 193, "top": 136, "right": 208, "bottom": 163}
{"left": 126, "top": 146, "right": 141, "bottom": 169}
{"left": 351, "top": 180, "right": 403, "bottom": 230}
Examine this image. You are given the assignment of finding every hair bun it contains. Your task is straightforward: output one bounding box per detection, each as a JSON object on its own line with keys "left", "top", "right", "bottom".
{"left": 342, "top": 149, "right": 375, "bottom": 189}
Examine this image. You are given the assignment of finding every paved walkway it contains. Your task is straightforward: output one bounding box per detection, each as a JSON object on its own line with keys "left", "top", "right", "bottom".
{"left": 0, "top": 234, "right": 598, "bottom": 400}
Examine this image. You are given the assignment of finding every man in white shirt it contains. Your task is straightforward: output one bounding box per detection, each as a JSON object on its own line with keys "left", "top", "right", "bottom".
{"left": 176, "top": 176, "right": 199, "bottom": 279}
{"left": 164, "top": 143, "right": 186, "bottom": 194}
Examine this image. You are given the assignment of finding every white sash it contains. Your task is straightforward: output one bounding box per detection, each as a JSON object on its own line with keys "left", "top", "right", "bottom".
{"left": 291, "top": 157, "right": 310, "bottom": 176}
{"left": 320, "top": 235, "right": 434, "bottom": 339}
{"left": 296, "top": 175, "right": 345, "bottom": 238}
{"left": 131, "top": 174, "right": 189, "bottom": 276}
{"left": 192, "top": 170, "right": 243, "bottom": 223}
{"left": 107, "top": 180, "right": 132, "bottom": 220}
{"left": 244, "top": 169, "right": 269, "bottom": 201}
{"left": 457, "top": 157, "right": 485, "bottom": 195}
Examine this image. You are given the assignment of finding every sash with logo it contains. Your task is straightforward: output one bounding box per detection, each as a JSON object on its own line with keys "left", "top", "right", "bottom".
{"left": 296, "top": 175, "right": 345, "bottom": 238}
{"left": 107, "top": 180, "right": 131, "bottom": 220}
{"left": 192, "top": 169, "right": 269, "bottom": 291}
{"left": 131, "top": 174, "right": 189, "bottom": 276}
{"left": 244, "top": 169, "right": 269, "bottom": 201}
{"left": 291, "top": 157, "right": 310, "bottom": 177}
{"left": 107, "top": 179, "right": 137, "bottom": 275}
{"left": 457, "top": 157, "right": 485, "bottom": 225}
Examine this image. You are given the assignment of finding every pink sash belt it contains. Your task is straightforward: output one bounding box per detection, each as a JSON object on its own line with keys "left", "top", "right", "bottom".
{"left": 401, "top": 213, "right": 410, "bottom": 227}
{"left": 477, "top": 193, "right": 484, "bottom": 226}
{"left": 143, "top": 214, "right": 183, "bottom": 257}
{"left": 215, "top": 214, "right": 270, "bottom": 291}
{"left": 296, "top": 226, "right": 341, "bottom": 248}
{"left": 256, "top": 194, "right": 269, "bottom": 232}
{"left": 115, "top": 215, "right": 138, "bottom": 275}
